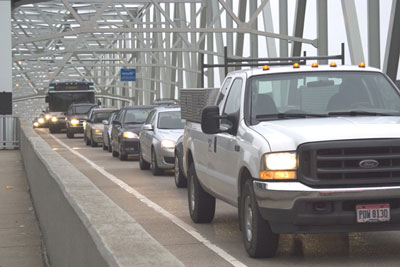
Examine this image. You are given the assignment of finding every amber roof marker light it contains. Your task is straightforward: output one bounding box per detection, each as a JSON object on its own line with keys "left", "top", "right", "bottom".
{"left": 330, "top": 62, "right": 337, "bottom": 67}
{"left": 312, "top": 62, "right": 319, "bottom": 68}
{"left": 359, "top": 62, "right": 366, "bottom": 68}
{"left": 263, "top": 65, "right": 270, "bottom": 71}
{"left": 293, "top": 62, "right": 300, "bottom": 68}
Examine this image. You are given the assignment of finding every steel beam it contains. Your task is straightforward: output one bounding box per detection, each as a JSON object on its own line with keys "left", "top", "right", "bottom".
{"left": 1, "top": 0, "right": 12, "bottom": 94}
{"left": 292, "top": 0, "right": 307, "bottom": 57}
{"left": 279, "top": 0, "right": 288, "bottom": 57}
{"left": 383, "top": 0, "right": 400, "bottom": 81}
{"left": 317, "top": 0, "right": 328, "bottom": 64}
{"left": 341, "top": 0, "right": 365, "bottom": 64}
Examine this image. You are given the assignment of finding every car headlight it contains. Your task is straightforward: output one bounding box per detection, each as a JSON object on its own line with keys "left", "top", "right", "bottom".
{"left": 33, "top": 122, "right": 39, "bottom": 127}
{"left": 260, "top": 152, "right": 297, "bottom": 180}
{"left": 45, "top": 114, "right": 51, "bottom": 120}
{"left": 71, "top": 119, "right": 79, "bottom": 126}
{"left": 161, "top": 139, "right": 176, "bottom": 149}
{"left": 123, "top": 131, "right": 139, "bottom": 139}
{"left": 51, "top": 116, "right": 58, "bottom": 122}
{"left": 93, "top": 129, "right": 102, "bottom": 134}
{"left": 38, "top": 118, "right": 45, "bottom": 124}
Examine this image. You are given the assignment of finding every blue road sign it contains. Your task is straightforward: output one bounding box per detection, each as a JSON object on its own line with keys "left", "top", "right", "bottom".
{"left": 121, "top": 68, "right": 136, "bottom": 81}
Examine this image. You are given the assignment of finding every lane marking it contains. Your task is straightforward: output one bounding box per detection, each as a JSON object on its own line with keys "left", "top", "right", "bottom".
{"left": 49, "top": 134, "right": 247, "bottom": 267}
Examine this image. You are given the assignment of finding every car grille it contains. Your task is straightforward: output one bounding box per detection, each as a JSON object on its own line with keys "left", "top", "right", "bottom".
{"left": 297, "top": 139, "right": 400, "bottom": 188}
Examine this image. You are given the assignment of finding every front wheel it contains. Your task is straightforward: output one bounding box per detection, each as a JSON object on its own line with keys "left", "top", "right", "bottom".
{"left": 66, "top": 129, "right": 74, "bottom": 138}
{"left": 187, "top": 163, "right": 215, "bottom": 223}
{"left": 91, "top": 133, "right": 98, "bottom": 147}
{"left": 151, "top": 149, "right": 163, "bottom": 175}
{"left": 240, "top": 179, "right": 279, "bottom": 258}
{"left": 174, "top": 153, "right": 187, "bottom": 188}
{"left": 119, "top": 144, "right": 128, "bottom": 161}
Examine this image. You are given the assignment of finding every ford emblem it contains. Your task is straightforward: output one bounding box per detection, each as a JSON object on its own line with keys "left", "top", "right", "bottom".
{"left": 359, "top": 159, "right": 379, "bottom": 168}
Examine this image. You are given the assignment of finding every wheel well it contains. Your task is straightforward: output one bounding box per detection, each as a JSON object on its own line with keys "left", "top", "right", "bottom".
{"left": 238, "top": 167, "right": 252, "bottom": 199}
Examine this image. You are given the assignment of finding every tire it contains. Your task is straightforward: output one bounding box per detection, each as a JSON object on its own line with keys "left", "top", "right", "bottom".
{"left": 91, "top": 134, "right": 98, "bottom": 147}
{"left": 86, "top": 133, "right": 91, "bottom": 146}
{"left": 107, "top": 136, "right": 112, "bottom": 152}
{"left": 139, "top": 147, "right": 150, "bottom": 170}
{"left": 151, "top": 148, "right": 163, "bottom": 175}
{"left": 174, "top": 153, "right": 187, "bottom": 188}
{"left": 187, "top": 163, "right": 215, "bottom": 223}
{"left": 66, "top": 129, "right": 74, "bottom": 138}
{"left": 119, "top": 144, "right": 128, "bottom": 161}
{"left": 49, "top": 126, "right": 56, "bottom": 134}
{"left": 240, "top": 179, "right": 279, "bottom": 258}
{"left": 112, "top": 142, "right": 119, "bottom": 157}
{"left": 102, "top": 142, "right": 108, "bottom": 151}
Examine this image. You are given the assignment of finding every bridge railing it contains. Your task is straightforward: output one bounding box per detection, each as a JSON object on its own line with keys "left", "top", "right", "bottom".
{"left": 0, "top": 115, "right": 19, "bottom": 150}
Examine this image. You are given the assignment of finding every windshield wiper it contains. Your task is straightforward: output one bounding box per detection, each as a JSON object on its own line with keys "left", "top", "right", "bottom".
{"left": 328, "top": 111, "right": 395, "bottom": 116}
{"left": 256, "top": 113, "right": 327, "bottom": 120}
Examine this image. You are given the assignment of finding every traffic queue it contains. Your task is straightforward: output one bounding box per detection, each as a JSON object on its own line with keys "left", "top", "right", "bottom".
{"left": 33, "top": 100, "right": 187, "bottom": 189}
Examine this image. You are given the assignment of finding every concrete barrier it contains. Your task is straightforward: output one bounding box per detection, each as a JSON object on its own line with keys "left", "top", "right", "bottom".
{"left": 18, "top": 119, "right": 184, "bottom": 267}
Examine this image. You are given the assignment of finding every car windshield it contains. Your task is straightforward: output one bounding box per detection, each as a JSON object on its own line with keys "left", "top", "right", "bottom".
{"left": 157, "top": 110, "right": 185, "bottom": 129}
{"left": 247, "top": 71, "right": 400, "bottom": 124}
{"left": 73, "top": 105, "right": 95, "bottom": 114}
{"left": 124, "top": 108, "right": 152, "bottom": 124}
{"left": 93, "top": 112, "right": 112, "bottom": 123}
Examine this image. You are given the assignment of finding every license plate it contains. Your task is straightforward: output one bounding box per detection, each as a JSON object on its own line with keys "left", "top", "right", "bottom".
{"left": 356, "top": 204, "right": 390, "bottom": 223}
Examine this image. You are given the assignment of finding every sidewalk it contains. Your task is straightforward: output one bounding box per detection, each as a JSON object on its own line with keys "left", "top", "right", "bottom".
{"left": 0, "top": 150, "right": 45, "bottom": 267}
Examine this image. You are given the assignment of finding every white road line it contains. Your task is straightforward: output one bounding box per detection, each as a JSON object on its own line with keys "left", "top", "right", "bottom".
{"left": 49, "top": 134, "right": 248, "bottom": 267}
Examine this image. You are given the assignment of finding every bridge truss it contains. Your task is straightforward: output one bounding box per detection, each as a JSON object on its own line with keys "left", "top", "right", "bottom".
{"left": 11, "top": 0, "right": 400, "bottom": 114}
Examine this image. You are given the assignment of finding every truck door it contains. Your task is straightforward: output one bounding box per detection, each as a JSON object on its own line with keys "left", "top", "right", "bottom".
{"left": 209, "top": 76, "right": 244, "bottom": 204}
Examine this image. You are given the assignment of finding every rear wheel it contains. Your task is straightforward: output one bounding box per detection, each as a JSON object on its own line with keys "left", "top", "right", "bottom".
{"left": 240, "top": 179, "right": 279, "bottom": 258}
{"left": 187, "top": 163, "right": 215, "bottom": 223}
{"left": 139, "top": 147, "right": 150, "bottom": 170}
{"left": 174, "top": 153, "right": 187, "bottom": 188}
{"left": 151, "top": 148, "right": 163, "bottom": 175}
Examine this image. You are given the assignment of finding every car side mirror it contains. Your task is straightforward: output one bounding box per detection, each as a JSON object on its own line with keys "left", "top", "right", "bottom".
{"left": 112, "top": 120, "right": 121, "bottom": 126}
{"left": 201, "top": 106, "right": 226, "bottom": 134}
{"left": 102, "top": 120, "right": 109, "bottom": 125}
{"left": 142, "top": 124, "right": 153, "bottom": 131}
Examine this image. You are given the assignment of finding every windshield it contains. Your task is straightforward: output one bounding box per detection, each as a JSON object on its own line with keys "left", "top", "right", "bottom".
{"left": 73, "top": 105, "right": 95, "bottom": 114}
{"left": 48, "top": 92, "right": 95, "bottom": 112}
{"left": 124, "top": 108, "right": 152, "bottom": 124}
{"left": 93, "top": 112, "right": 112, "bottom": 123}
{"left": 157, "top": 111, "right": 185, "bottom": 129}
{"left": 247, "top": 71, "right": 400, "bottom": 124}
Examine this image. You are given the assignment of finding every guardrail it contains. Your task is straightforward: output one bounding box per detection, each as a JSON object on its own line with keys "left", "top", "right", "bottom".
{"left": 0, "top": 115, "right": 19, "bottom": 149}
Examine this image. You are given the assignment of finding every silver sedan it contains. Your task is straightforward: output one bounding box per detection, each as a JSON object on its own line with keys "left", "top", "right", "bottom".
{"left": 139, "top": 106, "right": 184, "bottom": 176}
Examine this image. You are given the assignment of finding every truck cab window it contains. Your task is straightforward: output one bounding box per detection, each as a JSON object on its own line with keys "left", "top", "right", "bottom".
{"left": 223, "top": 78, "right": 243, "bottom": 115}
{"left": 216, "top": 77, "right": 232, "bottom": 109}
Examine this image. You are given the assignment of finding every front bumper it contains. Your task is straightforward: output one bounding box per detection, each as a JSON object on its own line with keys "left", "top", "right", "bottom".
{"left": 49, "top": 119, "right": 66, "bottom": 129}
{"left": 155, "top": 147, "right": 175, "bottom": 169}
{"left": 254, "top": 181, "right": 400, "bottom": 234}
{"left": 69, "top": 125, "right": 84, "bottom": 133}
{"left": 92, "top": 132, "right": 103, "bottom": 143}
{"left": 120, "top": 139, "right": 140, "bottom": 155}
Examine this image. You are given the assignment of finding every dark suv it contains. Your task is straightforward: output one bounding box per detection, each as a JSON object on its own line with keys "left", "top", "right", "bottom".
{"left": 110, "top": 105, "right": 155, "bottom": 161}
{"left": 66, "top": 103, "right": 98, "bottom": 138}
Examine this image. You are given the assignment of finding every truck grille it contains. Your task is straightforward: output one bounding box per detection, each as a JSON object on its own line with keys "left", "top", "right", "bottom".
{"left": 297, "top": 139, "right": 400, "bottom": 188}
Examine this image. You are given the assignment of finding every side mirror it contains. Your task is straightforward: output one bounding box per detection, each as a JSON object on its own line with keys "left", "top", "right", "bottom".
{"left": 102, "top": 120, "right": 109, "bottom": 125}
{"left": 142, "top": 124, "right": 153, "bottom": 131}
{"left": 201, "top": 106, "right": 223, "bottom": 134}
{"left": 45, "top": 96, "right": 49, "bottom": 103}
{"left": 112, "top": 120, "right": 121, "bottom": 126}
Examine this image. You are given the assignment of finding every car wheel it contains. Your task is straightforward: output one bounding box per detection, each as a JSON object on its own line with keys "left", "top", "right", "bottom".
{"left": 49, "top": 126, "right": 56, "bottom": 134}
{"left": 187, "top": 163, "right": 215, "bottom": 223}
{"left": 151, "top": 148, "right": 163, "bottom": 175}
{"left": 174, "top": 153, "right": 187, "bottom": 188}
{"left": 108, "top": 137, "right": 112, "bottom": 152}
{"left": 86, "top": 133, "right": 91, "bottom": 146}
{"left": 240, "top": 179, "right": 279, "bottom": 258}
{"left": 66, "top": 129, "right": 74, "bottom": 138}
{"left": 139, "top": 147, "right": 150, "bottom": 170}
{"left": 112, "top": 142, "right": 119, "bottom": 157}
{"left": 102, "top": 141, "right": 108, "bottom": 151}
{"left": 118, "top": 144, "right": 128, "bottom": 161}
{"left": 91, "top": 133, "right": 98, "bottom": 147}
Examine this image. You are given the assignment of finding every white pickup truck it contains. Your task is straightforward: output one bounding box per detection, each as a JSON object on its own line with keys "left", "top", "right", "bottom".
{"left": 182, "top": 63, "right": 400, "bottom": 258}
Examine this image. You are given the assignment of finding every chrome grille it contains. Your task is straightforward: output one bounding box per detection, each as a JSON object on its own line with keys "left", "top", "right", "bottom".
{"left": 298, "top": 139, "right": 400, "bottom": 188}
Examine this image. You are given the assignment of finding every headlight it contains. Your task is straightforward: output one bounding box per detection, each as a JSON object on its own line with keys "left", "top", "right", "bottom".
{"left": 71, "top": 119, "right": 79, "bottom": 126}
{"left": 38, "top": 118, "right": 45, "bottom": 124}
{"left": 51, "top": 116, "right": 58, "bottom": 122}
{"left": 260, "top": 152, "right": 297, "bottom": 180}
{"left": 45, "top": 114, "right": 51, "bottom": 120}
{"left": 33, "top": 122, "right": 39, "bottom": 127}
{"left": 93, "top": 129, "right": 102, "bottom": 134}
{"left": 161, "top": 139, "right": 176, "bottom": 149}
{"left": 123, "top": 131, "right": 139, "bottom": 139}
